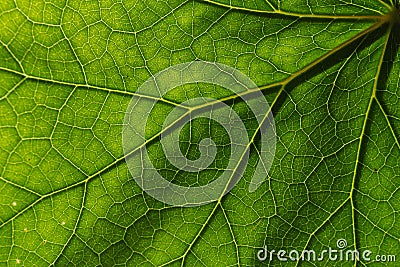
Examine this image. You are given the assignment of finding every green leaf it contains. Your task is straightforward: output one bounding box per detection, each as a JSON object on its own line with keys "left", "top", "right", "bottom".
{"left": 0, "top": 0, "right": 399, "bottom": 266}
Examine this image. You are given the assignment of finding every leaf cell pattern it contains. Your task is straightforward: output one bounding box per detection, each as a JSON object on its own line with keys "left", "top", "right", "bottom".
{"left": 0, "top": 0, "right": 399, "bottom": 266}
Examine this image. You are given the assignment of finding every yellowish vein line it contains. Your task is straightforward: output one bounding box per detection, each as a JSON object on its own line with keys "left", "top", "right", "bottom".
{"left": 348, "top": 22, "right": 392, "bottom": 266}
{"left": 202, "top": 0, "right": 385, "bottom": 19}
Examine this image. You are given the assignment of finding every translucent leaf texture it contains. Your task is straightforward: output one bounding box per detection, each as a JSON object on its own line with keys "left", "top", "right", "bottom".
{"left": 0, "top": 0, "right": 399, "bottom": 266}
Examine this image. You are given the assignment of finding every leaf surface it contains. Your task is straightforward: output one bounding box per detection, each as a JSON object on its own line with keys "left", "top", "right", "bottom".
{"left": 0, "top": 0, "right": 399, "bottom": 266}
